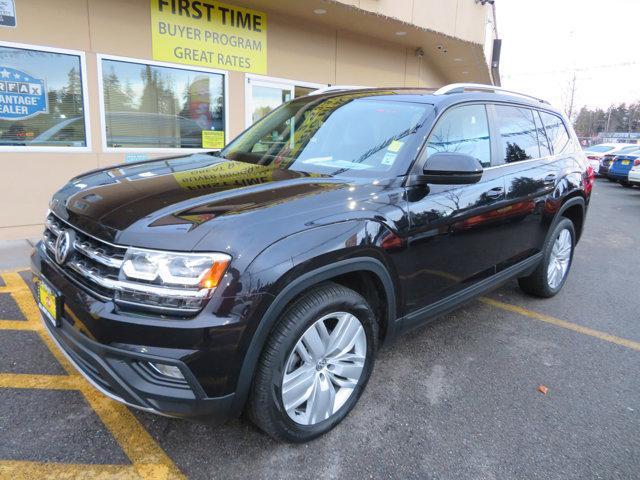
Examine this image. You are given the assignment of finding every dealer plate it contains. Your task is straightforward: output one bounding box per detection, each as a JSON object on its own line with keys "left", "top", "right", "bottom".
{"left": 37, "top": 279, "right": 61, "bottom": 327}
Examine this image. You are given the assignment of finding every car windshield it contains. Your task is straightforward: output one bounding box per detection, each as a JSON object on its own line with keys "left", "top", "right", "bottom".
{"left": 585, "top": 145, "right": 616, "bottom": 153}
{"left": 220, "top": 93, "right": 431, "bottom": 178}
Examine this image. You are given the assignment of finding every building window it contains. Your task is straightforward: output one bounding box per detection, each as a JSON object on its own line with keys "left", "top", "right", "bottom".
{"left": 0, "top": 43, "right": 88, "bottom": 149}
{"left": 100, "top": 56, "right": 226, "bottom": 150}
{"left": 245, "top": 75, "right": 325, "bottom": 127}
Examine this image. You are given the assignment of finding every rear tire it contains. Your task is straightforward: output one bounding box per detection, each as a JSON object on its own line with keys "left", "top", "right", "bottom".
{"left": 518, "top": 218, "right": 575, "bottom": 298}
{"left": 248, "top": 282, "right": 378, "bottom": 442}
{"left": 621, "top": 181, "right": 633, "bottom": 188}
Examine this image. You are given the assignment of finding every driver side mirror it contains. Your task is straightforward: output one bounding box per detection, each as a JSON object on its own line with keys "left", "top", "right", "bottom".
{"left": 422, "top": 152, "right": 484, "bottom": 185}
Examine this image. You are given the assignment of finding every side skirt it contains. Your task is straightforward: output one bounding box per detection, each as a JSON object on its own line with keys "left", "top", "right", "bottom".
{"left": 395, "top": 253, "right": 543, "bottom": 334}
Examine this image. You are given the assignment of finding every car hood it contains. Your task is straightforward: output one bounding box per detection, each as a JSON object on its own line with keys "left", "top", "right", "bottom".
{"left": 49, "top": 154, "right": 395, "bottom": 253}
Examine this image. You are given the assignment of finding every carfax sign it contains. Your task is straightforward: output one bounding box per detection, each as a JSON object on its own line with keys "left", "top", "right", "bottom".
{"left": 0, "top": 67, "right": 47, "bottom": 120}
{"left": 151, "top": 0, "right": 267, "bottom": 74}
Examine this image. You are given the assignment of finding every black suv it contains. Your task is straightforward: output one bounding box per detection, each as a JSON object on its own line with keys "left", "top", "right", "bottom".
{"left": 31, "top": 85, "right": 593, "bottom": 442}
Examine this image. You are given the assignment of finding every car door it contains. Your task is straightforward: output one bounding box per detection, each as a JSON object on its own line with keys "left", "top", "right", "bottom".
{"left": 401, "top": 103, "right": 507, "bottom": 320}
{"left": 488, "top": 104, "right": 563, "bottom": 269}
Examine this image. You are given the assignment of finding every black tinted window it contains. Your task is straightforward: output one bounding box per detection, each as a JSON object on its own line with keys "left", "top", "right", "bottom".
{"left": 539, "top": 111, "right": 571, "bottom": 154}
{"left": 495, "top": 105, "right": 540, "bottom": 163}
{"left": 426, "top": 104, "right": 491, "bottom": 166}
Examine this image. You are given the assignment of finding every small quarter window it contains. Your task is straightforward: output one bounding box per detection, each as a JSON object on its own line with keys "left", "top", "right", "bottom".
{"left": 539, "top": 111, "right": 571, "bottom": 154}
{"left": 535, "top": 111, "right": 552, "bottom": 157}
{"left": 494, "top": 105, "right": 540, "bottom": 163}
{"left": 425, "top": 104, "right": 491, "bottom": 167}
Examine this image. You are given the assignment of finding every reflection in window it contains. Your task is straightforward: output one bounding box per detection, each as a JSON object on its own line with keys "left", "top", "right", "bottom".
{"left": 250, "top": 83, "right": 319, "bottom": 125}
{"left": 0, "top": 46, "right": 86, "bottom": 147}
{"left": 495, "top": 106, "right": 540, "bottom": 163}
{"left": 426, "top": 104, "right": 491, "bottom": 166}
{"left": 539, "top": 111, "right": 570, "bottom": 154}
{"left": 101, "top": 59, "right": 225, "bottom": 148}
{"left": 535, "top": 111, "right": 552, "bottom": 157}
{"left": 223, "top": 95, "right": 429, "bottom": 178}
{"left": 251, "top": 85, "right": 291, "bottom": 124}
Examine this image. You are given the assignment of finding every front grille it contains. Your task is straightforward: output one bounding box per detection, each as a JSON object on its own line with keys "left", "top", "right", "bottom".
{"left": 43, "top": 213, "right": 126, "bottom": 301}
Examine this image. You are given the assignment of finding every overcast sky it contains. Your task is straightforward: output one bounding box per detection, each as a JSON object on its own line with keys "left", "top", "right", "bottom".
{"left": 497, "top": 0, "right": 640, "bottom": 112}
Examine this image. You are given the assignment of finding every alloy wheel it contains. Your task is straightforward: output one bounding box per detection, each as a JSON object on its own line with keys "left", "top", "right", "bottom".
{"left": 281, "top": 311, "right": 367, "bottom": 426}
{"left": 547, "top": 228, "right": 572, "bottom": 289}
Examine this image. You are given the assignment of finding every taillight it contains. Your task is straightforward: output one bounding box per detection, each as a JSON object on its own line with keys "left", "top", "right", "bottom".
{"left": 584, "top": 165, "right": 595, "bottom": 195}
{"left": 587, "top": 155, "right": 598, "bottom": 160}
{"left": 634, "top": 159, "right": 640, "bottom": 166}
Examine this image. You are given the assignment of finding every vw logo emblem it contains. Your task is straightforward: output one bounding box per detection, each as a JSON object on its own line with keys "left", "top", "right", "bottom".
{"left": 54, "top": 229, "right": 75, "bottom": 265}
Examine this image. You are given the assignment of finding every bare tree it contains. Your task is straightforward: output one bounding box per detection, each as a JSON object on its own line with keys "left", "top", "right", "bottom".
{"left": 562, "top": 72, "right": 578, "bottom": 123}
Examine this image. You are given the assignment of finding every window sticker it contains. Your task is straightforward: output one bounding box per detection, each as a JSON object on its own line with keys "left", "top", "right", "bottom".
{"left": 0, "top": 67, "right": 47, "bottom": 120}
{"left": 387, "top": 140, "right": 403, "bottom": 152}
{"left": 381, "top": 152, "right": 397, "bottom": 166}
{"left": 202, "top": 130, "right": 225, "bottom": 149}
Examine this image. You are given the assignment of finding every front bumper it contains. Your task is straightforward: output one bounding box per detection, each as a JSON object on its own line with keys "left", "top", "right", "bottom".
{"left": 30, "top": 245, "right": 246, "bottom": 424}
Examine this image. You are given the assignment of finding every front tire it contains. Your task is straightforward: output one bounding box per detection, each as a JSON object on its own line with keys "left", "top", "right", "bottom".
{"left": 518, "top": 218, "right": 575, "bottom": 298}
{"left": 248, "top": 282, "right": 378, "bottom": 442}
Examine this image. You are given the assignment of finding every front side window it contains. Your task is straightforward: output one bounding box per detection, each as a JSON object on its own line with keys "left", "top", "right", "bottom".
{"left": 101, "top": 58, "right": 225, "bottom": 149}
{"left": 539, "top": 111, "right": 571, "bottom": 154}
{"left": 425, "top": 104, "right": 491, "bottom": 167}
{"left": 222, "top": 93, "right": 430, "bottom": 178}
{"left": 0, "top": 45, "right": 87, "bottom": 147}
{"left": 495, "top": 105, "right": 540, "bottom": 163}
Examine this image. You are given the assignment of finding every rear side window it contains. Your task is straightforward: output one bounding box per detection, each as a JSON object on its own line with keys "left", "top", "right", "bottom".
{"left": 494, "top": 105, "right": 540, "bottom": 163}
{"left": 426, "top": 104, "right": 491, "bottom": 167}
{"left": 539, "top": 111, "right": 571, "bottom": 154}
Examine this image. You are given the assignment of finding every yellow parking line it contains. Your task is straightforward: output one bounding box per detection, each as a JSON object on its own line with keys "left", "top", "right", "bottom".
{"left": 0, "top": 460, "right": 139, "bottom": 479}
{"left": 481, "top": 297, "right": 640, "bottom": 351}
{"left": 78, "top": 385, "right": 185, "bottom": 479}
{"left": 0, "top": 271, "right": 186, "bottom": 480}
{"left": 0, "top": 271, "right": 30, "bottom": 295}
{"left": 0, "top": 373, "right": 84, "bottom": 390}
{"left": 0, "top": 320, "right": 39, "bottom": 330}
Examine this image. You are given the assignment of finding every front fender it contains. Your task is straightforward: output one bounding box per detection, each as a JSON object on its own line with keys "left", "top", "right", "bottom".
{"left": 229, "top": 220, "right": 400, "bottom": 415}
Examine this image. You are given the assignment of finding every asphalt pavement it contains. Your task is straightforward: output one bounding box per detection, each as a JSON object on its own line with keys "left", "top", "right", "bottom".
{"left": 0, "top": 178, "right": 638, "bottom": 479}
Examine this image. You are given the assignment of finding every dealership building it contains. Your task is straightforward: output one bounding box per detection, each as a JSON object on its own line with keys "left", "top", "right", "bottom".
{"left": 0, "top": 0, "right": 498, "bottom": 240}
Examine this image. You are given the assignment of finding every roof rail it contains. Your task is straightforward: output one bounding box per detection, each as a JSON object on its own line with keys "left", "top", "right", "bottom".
{"left": 434, "top": 83, "right": 549, "bottom": 104}
{"left": 308, "top": 85, "right": 367, "bottom": 96}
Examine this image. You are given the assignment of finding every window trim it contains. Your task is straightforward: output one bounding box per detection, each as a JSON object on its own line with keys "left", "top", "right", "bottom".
{"left": 244, "top": 74, "right": 326, "bottom": 128}
{"left": 0, "top": 40, "right": 92, "bottom": 153}
{"left": 97, "top": 53, "right": 229, "bottom": 153}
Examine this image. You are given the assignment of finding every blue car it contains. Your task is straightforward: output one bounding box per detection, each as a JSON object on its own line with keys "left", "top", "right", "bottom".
{"left": 608, "top": 151, "right": 640, "bottom": 187}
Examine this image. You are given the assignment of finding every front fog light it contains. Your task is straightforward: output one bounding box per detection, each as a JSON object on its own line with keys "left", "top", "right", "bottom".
{"left": 148, "top": 362, "right": 185, "bottom": 379}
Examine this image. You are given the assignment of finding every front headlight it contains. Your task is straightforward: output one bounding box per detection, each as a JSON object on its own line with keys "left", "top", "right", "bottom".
{"left": 115, "top": 248, "right": 231, "bottom": 314}
{"left": 122, "top": 248, "right": 231, "bottom": 289}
